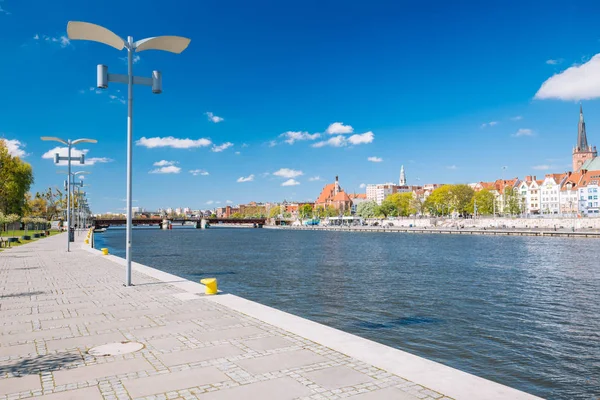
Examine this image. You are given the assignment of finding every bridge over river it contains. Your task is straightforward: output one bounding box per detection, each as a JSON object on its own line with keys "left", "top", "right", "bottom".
{"left": 93, "top": 217, "right": 267, "bottom": 229}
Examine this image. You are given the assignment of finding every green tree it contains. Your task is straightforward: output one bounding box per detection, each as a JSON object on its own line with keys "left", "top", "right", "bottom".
{"left": 0, "top": 140, "right": 34, "bottom": 215}
{"left": 470, "top": 189, "right": 495, "bottom": 215}
{"left": 356, "top": 201, "right": 378, "bottom": 218}
{"left": 376, "top": 201, "right": 396, "bottom": 217}
{"left": 424, "top": 185, "right": 453, "bottom": 216}
{"left": 230, "top": 212, "right": 243, "bottom": 218}
{"left": 325, "top": 205, "right": 338, "bottom": 217}
{"left": 268, "top": 206, "right": 280, "bottom": 218}
{"left": 503, "top": 187, "right": 522, "bottom": 215}
{"left": 298, "top": 204, "right": 313, "bottom": 219}
{"left": 448, "top": 184, "right": 475, "bottom": 216}
{"left": 314, "top": 205, "right": 326, "bottom": 219}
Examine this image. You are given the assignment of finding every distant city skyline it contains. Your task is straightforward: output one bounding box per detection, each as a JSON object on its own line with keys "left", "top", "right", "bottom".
{"left": 3, "top": 1, "right": 600, "bottom": 213}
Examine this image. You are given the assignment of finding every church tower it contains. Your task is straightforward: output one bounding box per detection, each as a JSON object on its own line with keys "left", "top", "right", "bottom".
{"left": 399, "top": 165, "right": 406, "bottom": 186}
{"left": 573, "top": 104, "right": 597, "bottom": 171}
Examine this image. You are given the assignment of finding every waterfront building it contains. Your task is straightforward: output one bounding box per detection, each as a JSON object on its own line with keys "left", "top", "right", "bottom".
{"left": 540, "top": 173, "right": 568, "bottom": 214}
{"left": 315, "top": 176, "right": 353, "bottom": 212}
{"left": 577, "top": 170, "right": 600, "bottom": 216}
{"left": 559, "top": 171, "right": 584, "bottom": 215}
{"left": 399, "top": 165, "right": 406, "bottom": 185}
{"left": 518, "top": 176, "right": 542, "bottom": 215}
{"left": 573, "top": 105, "right": 598, "bottom": 171}
{"left": 349, "top": 193, "right": 367, "bottom": 214}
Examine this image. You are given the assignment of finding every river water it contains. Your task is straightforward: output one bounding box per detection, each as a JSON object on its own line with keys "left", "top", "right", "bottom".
{"left": 94, "top": 226, "right": 600, "bottom": 399}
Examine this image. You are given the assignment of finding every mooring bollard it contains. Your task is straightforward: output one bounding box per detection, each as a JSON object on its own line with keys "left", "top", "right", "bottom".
{"left": 200, "top": 278, "right": 218, "bottom": 295}
{"left": 101, "top": 248, "right": 109, "bottom": 255}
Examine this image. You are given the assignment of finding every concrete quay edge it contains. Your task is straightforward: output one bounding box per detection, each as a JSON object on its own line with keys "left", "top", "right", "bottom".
{"left": 82, "top": 241, "right": 543, "bottom": 400}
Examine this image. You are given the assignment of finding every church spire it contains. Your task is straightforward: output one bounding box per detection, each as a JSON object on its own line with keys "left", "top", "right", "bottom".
{"left": 399, "top": 165, "right": 406, "bottom": 186}
{"left": 578, "top": 104, "right": 589, "bottom": 151}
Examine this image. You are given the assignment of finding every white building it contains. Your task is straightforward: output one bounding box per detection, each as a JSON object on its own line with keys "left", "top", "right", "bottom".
{"left": 518, "top": 176, "right": 541, "bottom": 215}
{"left": 540, "top": 173, "right": 567, "bottom": 214}
{"left": 366, "top": 183, "right": 396, "bottom": 205}
{"left": 578, "top": 170, "right": 600, "bottom": 216}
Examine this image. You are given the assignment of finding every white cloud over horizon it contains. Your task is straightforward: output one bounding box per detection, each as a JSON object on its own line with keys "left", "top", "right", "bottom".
{"left": 359, "top": 183, "right": 366, "bottom": 188}
{"left": 281, "top": 179, "right": 300, "bottom": 186}
{"left": 34, "top": 33, "right": 70, "bottom": 48}
{"left": 189, "top": 169, "right": 209, "bottom": 176}
{"left": 308, "top": 176, "right": 321, "bottom": 181}
{"left": 153, "top": 160, "right": 177, "bottom": 167}
{"left": 326, "top": 122, "right": 353, "bottom": 134}
{"left": 206, "top": 112, "right": 224, "bottom": 123}
{"left": 2, "top": 139, "right": 27, "bottom": 158}
{"left": 149, "top": 165, "right": 181, "bottom": 174}
{"left": 273, "top": 168, "right": 303, "bottom": 178}
{"left": 513, "top": 128, "right": 534, "bottom": 137}
{"left": 481, "top": 121, "right": 499, "bottom": 128}
{"left": 280, "top": 131, "right": 320, "bottom": 144}
{"left": 212, "top": 142, "right": 233, "bottom": 152}
{"left": 136, "top": 136, "right": 212, "bottom": 149}
{"left": 237, "top": 174, "right": 254, "bottom": 183}
{"left": 535, "top": 54, "right": 600, "bottom": 100}
{"left": 367, "top": 156, "right": 383, "bottom": 162}
{"left": 312, "top": 131, "right": 374, "bottom": 148}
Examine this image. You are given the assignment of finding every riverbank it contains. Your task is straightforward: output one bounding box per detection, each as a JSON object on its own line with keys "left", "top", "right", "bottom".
{"left": 0, "top": 233, "right": 541, "bottom": 399}
{"left": 268, "top": 225, "right": 600, "bottom": 238}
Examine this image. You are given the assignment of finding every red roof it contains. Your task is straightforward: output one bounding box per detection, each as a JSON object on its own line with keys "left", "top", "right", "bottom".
{"left": 333, "top": 191, "right": 351, "bottom": 202}
{"left": 316, "top": 183, "right": 336, "bottom": 204}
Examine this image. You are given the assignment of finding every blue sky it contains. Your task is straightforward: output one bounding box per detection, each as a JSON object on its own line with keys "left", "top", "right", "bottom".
{"left": 2, "top": 0, "right": 600, "bottom": 213}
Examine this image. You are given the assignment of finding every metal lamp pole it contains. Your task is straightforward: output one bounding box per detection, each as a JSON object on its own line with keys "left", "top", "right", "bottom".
{"left": 41, "top": 137, "right": 96, "bottom": 251}
{"left": 58, "top": 171, "right": 90, "bottom": 237}
{"left": 67, "top": 21, "right": 191, "bottom": 286}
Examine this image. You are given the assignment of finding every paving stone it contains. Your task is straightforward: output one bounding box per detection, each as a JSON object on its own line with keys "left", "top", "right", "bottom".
{"left": 162, "top": 310, "right": 224, "bottom": 322}
{"left": 36, "top": 386, "right": 104, "bottom": 399}
{"left": 0, "top": 374, "right": 41, "bottom": 395}
{"left": 235, "top": 349, "right": 327, "bottom": 374}
{"left": 123, "top": 367, "right": 229, "bottom": 398}
{"left": 199, "top": 376, "right": 313, "bottom": 400}
{"left": 0, "top": 342, "right": 37, "bottom": 358}
{"left": 54, "top": 358, "right": 151, "bottom": 386}
{"left": 147, "top": 337, "right": 184, "bottom": 351}
{"left": 346, "top": 387, "right": 418, "bottom": 399}
{"left": 40, "top": 314, "right": 109, "bottom": 329}
{"left": 242, "top": 336, "right": 294, "bottom": 352}
{"left": 202, "top": 318, "right": 241, "bottom": 328}
{"left": 46, "top": 331, "right": 126, "bottom": 351}
{"left": 157, "top": 344, "right": 246, "bottom": 366}
{"left": 0, "top": 327, "right": 72, "bottom": 344}
{"left": 133, "top": 322, "right": 201, "bottom": 338}
{"left": 193, "top": 326, "right": 265, "bottom": 343}
{"left": 302, "top": 366, "right": 375, "bottom": 390}
{"left": 86, "top": 316, "right": 155, "bottom": 333}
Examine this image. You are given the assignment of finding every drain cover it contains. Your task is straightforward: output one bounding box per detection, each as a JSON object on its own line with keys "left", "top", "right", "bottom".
{"left": 88, "top": 342, "right": 144, "bottom": 356}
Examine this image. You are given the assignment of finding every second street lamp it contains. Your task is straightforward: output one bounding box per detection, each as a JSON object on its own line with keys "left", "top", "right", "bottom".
{"left": 41, "top": 137, "right": 97, "bottom": 251}
{"left": 67, "top": 21, "right": 191, "bottom": 286}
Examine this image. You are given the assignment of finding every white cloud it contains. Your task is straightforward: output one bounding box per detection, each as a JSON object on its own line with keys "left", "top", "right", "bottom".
{"left": 120, "top": 54, "right": 140, "bottom": 64}
{"left": 348, "top": 131, "right": 374, "bottom": 145}
{"left": 2, "top": 139, "right": 27, "bottom": 158}
{"left": 189, "top": 169, "right": 209, "bottom": 176}
{"left": 280, "top": 131, "right": 321, "bottom": 144}
{"left": 235, "top": 151, "right": 241, "bottom": 155}
{"left": 153, "top": 160, "right": 177, "bottom": 167}
{"left": 535, "top": 54, "right": 600, "bottom": 100}
{"left": 446, "top": 165, "right": 458, "bottom": 170}
{"left": 206, "top": 112, "right": 224, "bottom": 123}
{"left": 33, "top": 34, "right": 39, "bottom": 40}
{"left": 367, "top": 156, "right": 383, "bottom": 163}
{"left": 237, "top": 174, "right": 254, "bottom": 183}
{"left": 267, "top": 140, "right": 278, "bottom": 147}
{"left": 36, "top": 34, "right": 71, "bottom": 48}
{"left": 532, "top": 165, "right": 553, "bottom": 170}
{"left": 212, "top": 142, "right": 233, "bottom": 152}
{"left": 226, "top": 200, "right": 233, "bottom": 204}
{"left": 282, "top": 179, "right": 300, "bottom": 186}
{"left": 206, "top": 200, "right": 214, "bottom": 205}
{"left": 510, "top": 116, "right": 523, "bottom": 121}
{"left": 326, "top": 122, "right": 354, "bottom": 135}
{"left": 273, "top": 168, "right": 303, "bottom": 178}
{"left": 41, "top": 147, "right": 112, "bottom": 165}
{"left": 149, "top": 165, "right": 181, "bottom": 174}
{"left": 512, "top": 128, "right": 534, "bottom": 137}
{"left": 481, "top": 121, "right": 499, "bottom": 128}
{"left": 359, "top": 183, "right": 366, "bottom": 189}
{"left": 308, "top": 176, "right": 321, "bottom": 181}
{"left": 242, "top": 143, "right": 249, "bottom": 148}
{"left": 136, "top": 136, "right": 212, "bottom": 149}
{"left": 109, "top": 94, "right": 126, "bottom": 104}
{"left": 546, "top": 59, "right": 562, "bottom": 65}
{"left": 312, "top": 135, "right": 346, "bottom": 148}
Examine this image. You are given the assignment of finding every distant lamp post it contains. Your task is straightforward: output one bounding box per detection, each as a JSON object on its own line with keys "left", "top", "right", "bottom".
{"left": 41, "top": 137, "right": 96, "bottom": 251}
{"left": 67, "top": 21, "right": 191, "bottom": 287}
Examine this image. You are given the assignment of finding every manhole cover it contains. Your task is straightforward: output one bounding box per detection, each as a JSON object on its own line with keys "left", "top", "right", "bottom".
{"left": 88, "top": 342, "right": 144, "bottom": 356}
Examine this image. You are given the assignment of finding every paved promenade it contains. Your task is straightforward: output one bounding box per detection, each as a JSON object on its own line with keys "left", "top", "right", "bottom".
{"left": 0, "top": 234, "right": 541, "bottom": 400}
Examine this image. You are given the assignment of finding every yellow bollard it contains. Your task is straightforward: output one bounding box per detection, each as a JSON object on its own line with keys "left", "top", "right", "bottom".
{"left": 101, "top": 248, "right": 109, "bottom": 255}
{"left": 200, "top": 278, "right": 218, "bottom": 295}
{"left": 85, "top": 239, "right": 89, "bottom": 244}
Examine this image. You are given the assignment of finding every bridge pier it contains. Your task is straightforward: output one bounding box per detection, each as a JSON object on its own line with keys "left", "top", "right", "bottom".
{"left": 197, "top": 219, "right": 209, "bottom": 229}
{"left": 161, "top": 219, "right": 172, "bottom": 230}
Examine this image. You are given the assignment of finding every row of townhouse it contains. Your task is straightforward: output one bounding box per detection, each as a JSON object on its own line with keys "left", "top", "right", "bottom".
{"left": 511, "top": 170, "right": 600, "bottom": 216}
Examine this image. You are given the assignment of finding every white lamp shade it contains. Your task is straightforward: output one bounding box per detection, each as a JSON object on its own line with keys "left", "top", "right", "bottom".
{"left": 135, "top": 36, "right": 191, "bottom": 54}
{"left": 67, "top": 21, "right": 125, "bottom": 51}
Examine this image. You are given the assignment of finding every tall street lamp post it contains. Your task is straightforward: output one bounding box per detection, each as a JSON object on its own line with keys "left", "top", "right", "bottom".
{"left": 58, "top": 170, "right": 90, "bottom": 237}
{"left": 41, "top": 137, "right": 96, "bottom": 251}
{"left": 67, "top": 21, "right": 191, "bottom": 286}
